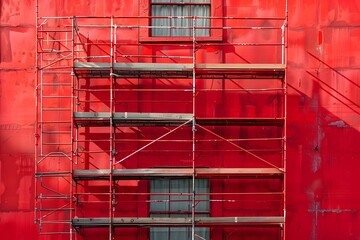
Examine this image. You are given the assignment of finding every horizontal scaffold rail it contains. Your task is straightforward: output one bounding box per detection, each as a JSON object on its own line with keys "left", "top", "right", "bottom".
{"left": 74, "top": 112, "right": 284, "bottom": 127}
{"left": 72, "top": 216, "right": 284, "bottom": 228}
{"left": 73, "top": 168, "right": 284, "bottom": 181}
{"left": 36, "top": 171, "right": 71, "bottom": 177}
{"left": 74, "top": 62, "right": 285, "bottom": 79}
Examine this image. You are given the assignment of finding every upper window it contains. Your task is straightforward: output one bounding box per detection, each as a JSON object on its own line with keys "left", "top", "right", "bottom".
{"left": 151, "top": 0, "right": 210, "bottom": 37}
{"left": 139, "top": 0, "right": 223, "bottom": 42}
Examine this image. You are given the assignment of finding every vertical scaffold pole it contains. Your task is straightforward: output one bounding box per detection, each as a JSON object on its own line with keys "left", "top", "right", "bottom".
{"left": 34, "top": 0, "right": 39, "bottom": 226}
{"left": 283, "top": 1, "right": 288, "bottom": 239}
{"left": 70, "top": 16, "right": 76, "bottom": 240}
{"left": 191, "top": 16, "right": 196, "bottom": 240}
{"left": 109, "top": 16, "right": 115, "bottom": 240}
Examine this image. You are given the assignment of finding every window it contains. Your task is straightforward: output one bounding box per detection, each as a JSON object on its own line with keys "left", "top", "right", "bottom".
{"left": 151, "top": 0, "right": 210, "bottom": 37}
{"left": 150, "top": 179, "right": 210, "bottom": 240}
{"left": 139, "top": 0, "right": 223, "bottom": 41}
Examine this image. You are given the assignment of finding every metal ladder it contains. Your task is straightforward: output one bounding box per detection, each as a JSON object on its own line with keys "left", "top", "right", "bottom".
{"left": 35, "top": 16, "right": 75, "bottom": 238}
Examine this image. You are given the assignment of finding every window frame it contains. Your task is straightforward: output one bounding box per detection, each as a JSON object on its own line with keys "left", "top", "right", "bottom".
{"left": 139, "top": 0, "right": 223, "bottom": 42}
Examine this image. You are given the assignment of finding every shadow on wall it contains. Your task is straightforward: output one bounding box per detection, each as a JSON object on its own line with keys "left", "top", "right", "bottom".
{"left": 286, "top": 60, "right": 360, "bottom": 239}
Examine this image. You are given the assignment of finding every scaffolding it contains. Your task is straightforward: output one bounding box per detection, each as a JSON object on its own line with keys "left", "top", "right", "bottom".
{"left": 35, "top": 3, "right": 288, "bottom": 239}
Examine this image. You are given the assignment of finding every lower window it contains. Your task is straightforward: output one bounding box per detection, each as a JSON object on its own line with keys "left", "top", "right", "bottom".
{"left": 150, "top": 179, "right": 210, "bottom": 240}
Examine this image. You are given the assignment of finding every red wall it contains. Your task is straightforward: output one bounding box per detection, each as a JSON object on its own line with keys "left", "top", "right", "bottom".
{"left": 1, "top": 0, "right": 360, "bottom": 240}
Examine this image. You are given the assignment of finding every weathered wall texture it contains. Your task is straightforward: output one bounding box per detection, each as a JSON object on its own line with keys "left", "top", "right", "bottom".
{"left": 1, "top": 0, "right": 360, "bottom": 239}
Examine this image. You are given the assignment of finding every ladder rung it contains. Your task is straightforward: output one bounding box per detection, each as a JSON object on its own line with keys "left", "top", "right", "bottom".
{"left": 38, "top": 156, "right": 71, "bottom": 159}
{"left": 42, "top": 96, "right": 73, "bottom": 98}
{"left": 39, "top": 50, "right": 73, "bottom": 53}
{"left": 41, "top": 83, "right": 72, "bottom": 86}
{"left": 39, "top": 50, "right": 82, "bottom": 53}
{"left": 42, "top": 143, "right": 72, "bottom": 145}
{"left": 36, "top": 171, "right": 71, "bottom": 177}
{"left": 42, "top": 142, "right": 72, "bottom": 145}
{"left": 39, "top": 30, "right": 72, "bottom": 32}
{"left": 40, "top": 121, "right": 72, "bottom": 124}
{"left": 39, "top": 208, "right": 74, "bottom": 212}
{"left": 45, "top": 40, "right": 72, "bottom": 43}
{"left": 38, "top": 153, "right": 71, "bottom": 157}
{"left": 42, "top": 131, "right": 72, "bottom": 134}
{"left": 37, "top": 195, "right": 71, "bottom": 199}
{"left": 42, "top": 71, "right": 73, "bottom": 74}
{"left": 41, "top": 221, "right": 71, "bottom": 224}
{"left": 42, "top": 108, "right": 72, "bottom": 111}
{"left": 43, "top": 58, "right": 72, "bottom": 61}
{"left": 39, "top": 232, "right": 72, "bottom": 235}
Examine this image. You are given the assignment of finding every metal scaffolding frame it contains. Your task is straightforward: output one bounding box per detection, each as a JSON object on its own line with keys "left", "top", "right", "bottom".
{"left": 35, "top": 2, "right": 288, "bottom": 239}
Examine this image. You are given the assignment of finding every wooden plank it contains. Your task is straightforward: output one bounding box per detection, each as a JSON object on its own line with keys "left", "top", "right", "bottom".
{"left": 74, "top": 62, "right": 285, "bottom": 71}
{"left": 74, "top": 62, "right": 285, "bottom": 79}
{"left": 72, "top": 216, "right": 284, "bottom": 228}
{"left": 74, "top": 112, "right": 284, "bottom": 127}
{"left": 73, "top": 168, "right": 284, "bottom": 180}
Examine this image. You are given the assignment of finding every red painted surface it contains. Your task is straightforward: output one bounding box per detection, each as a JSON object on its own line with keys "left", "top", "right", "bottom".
{"left": 1, "top": 0, "right": 360, "bottom": 240}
